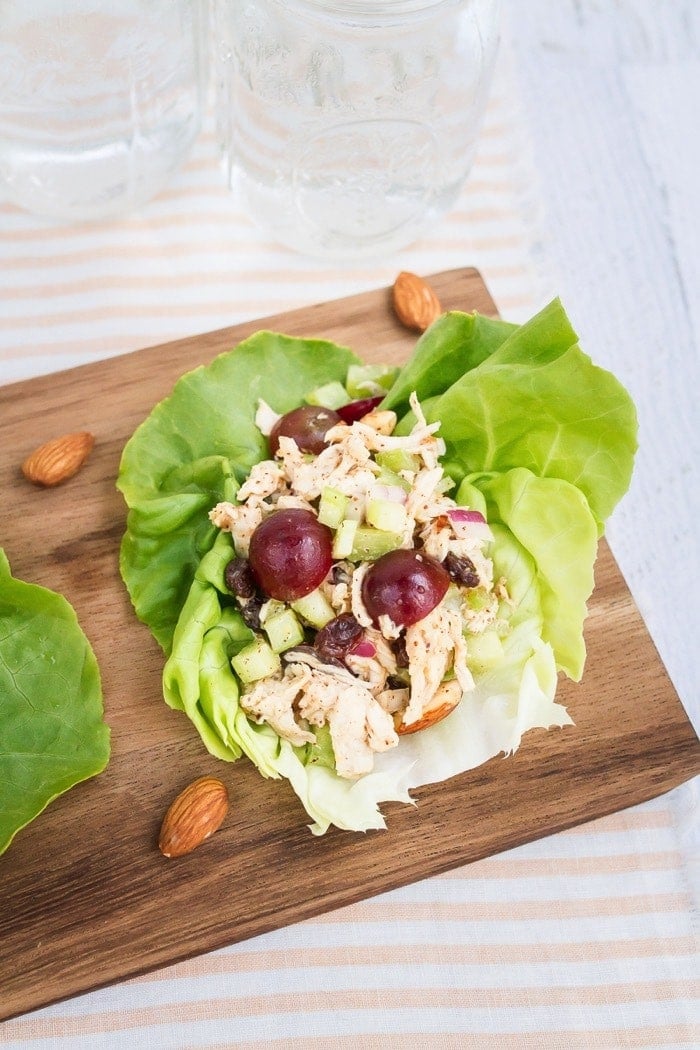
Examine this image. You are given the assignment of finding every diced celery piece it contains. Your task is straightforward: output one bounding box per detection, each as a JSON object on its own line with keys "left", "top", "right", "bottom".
{"left": 465, "top": 630, "right": 504, "bottom": 674}
{"left": 463, "top": 587, "right": 493, "bottom": 614}
{"left": 375, "top": 449, "right": 420, "bottom": 475}
{"left": 290, "top": 588, "right": 335, "bottom": 629}
{"left": 343, "top": 496, "right": 364, "bottom": 521}
{"left": 365, "top": 498, "right": 408, "bottom": 534}
{"left": 306, "top": 381, "right": 352, "bottom": 410}
{"left": 317, "top": 486, "right": 349, "bottom": 529}
{"left": 259, "top": 598, "right": 284, "bottom": 625}
{"left": 264, "top": 607, "right": 305, "bottom": 653}
{"left": 345, "top": 363, "right": 399, "bottom": 399}
{"left": 332, "top": 518, "right": 358, "bottom": 559}
{"left": 349, "top": 525, "right": 403, "bottom": 562}
{"left": 231, "top": 636, "right": 281, "bottom": 683}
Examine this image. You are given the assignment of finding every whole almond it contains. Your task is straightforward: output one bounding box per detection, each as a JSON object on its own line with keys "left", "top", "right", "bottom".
{"left": 22, "top": 431, "right": 94, "bottom": 487}
{"left": 392, "top": 271, "right": 442, "bottom": 332}
{"left": 158, "top": 775, "right": 229, "bottom": 858}
{"left": 395, "top": 679, "right": 462, "bottom": 736}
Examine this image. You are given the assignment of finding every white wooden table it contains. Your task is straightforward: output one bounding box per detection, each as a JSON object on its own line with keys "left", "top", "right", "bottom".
{"left": 509, "top": 0, "right": 700, "bottom": 726}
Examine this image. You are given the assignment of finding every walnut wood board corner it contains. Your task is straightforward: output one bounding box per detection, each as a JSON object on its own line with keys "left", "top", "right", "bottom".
{"left": 0, "top": 267, "right": 698, "bottom": 1021}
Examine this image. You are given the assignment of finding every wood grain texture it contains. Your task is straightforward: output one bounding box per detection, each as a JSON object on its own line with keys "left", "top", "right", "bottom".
{"left": 0, "top": 267, "right": 698, "bottom": 1021}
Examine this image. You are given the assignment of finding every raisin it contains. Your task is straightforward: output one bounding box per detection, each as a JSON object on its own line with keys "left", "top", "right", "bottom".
{"left": 331, "top": 563, "right": 352, "bottom": 586}
{"left": 443, "top": 552, "right": 479, "bottom": 588}
{"left": 240, "top": 595, "right": 263, "bottom": 630}
{"left": 392, "top": 634, "right": 409, "bottom": 668}
{"left": 315, "top": 614, "right": 363, "bottom": 662}
{"left": 224, "top": 557, "right": 257, "bottom": 599}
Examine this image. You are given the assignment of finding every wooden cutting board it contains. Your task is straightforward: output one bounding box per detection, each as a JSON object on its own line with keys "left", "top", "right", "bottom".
{"left": 1, "top": 267, "right": 698, "bottom": 1021}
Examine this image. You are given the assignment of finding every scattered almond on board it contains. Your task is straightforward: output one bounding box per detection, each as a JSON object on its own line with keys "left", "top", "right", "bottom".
{"left": 21, "top": 431, "right": 94, "bottom": 487}
{"left": 392, "top": 271, "right": 442, "bottom": 332}
{"left": 158, "top": 776, "right": 229, "bottom": 858}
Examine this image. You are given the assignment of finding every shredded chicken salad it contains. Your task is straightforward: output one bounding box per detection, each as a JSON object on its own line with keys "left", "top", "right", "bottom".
{"left": 118, "top": 307, "right": 636, "bottom": 834}
{"left": 208, "top": 392, "right": 511, "bottom": 781}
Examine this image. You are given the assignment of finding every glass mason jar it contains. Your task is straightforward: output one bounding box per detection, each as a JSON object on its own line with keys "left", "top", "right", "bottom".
{"left": 0, "top": 0, "right": 207, "bottom": 223}
{"left": 214, "top": 0, "right": 500, "bottom": 258}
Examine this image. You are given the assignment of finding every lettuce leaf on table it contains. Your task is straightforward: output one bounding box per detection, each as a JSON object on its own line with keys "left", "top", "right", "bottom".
{"left": 117, "top": 301, "right": 637, "bottom": 833}
{"left": 0, "top": 549, "right": 110, "bottom": 855}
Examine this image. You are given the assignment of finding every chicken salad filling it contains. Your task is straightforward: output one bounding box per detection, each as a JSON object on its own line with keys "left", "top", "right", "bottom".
{"left": 209, "top": 391, "right": 510, "bottom": 780}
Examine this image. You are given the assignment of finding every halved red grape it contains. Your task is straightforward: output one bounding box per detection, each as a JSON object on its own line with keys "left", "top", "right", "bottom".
{"left": 248, "top": 509, "right": 333, "bottom": 601}
{"left": 336, "top": 396, "right": 384, "bottom": 424}
{"left": 269, "top": 405, "right": 341, "bottom": 455}
{"left": 361, "top": 548, "right": 449, "bottom": 627}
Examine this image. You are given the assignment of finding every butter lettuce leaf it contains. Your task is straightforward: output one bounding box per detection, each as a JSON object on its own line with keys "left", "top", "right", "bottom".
{"left": 117, "top": 298, "right": 637, "bottom": 834}
{"left": 118, "top": 332, "right": 360, "bottom": 652}
{"left": 0, "top": 549, "right": 110, "bottom": 855}
{"left": 400, "top": 300, "right": 637, "bottom": 530}
{"left": 457, "top": 470, "right": 599, "bottom": 680}
{"left": 381, "top": 311, "right": 517, "bottom": 413}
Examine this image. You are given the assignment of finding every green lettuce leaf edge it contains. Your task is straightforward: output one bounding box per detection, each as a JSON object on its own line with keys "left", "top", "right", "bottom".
{"left": 0, "top": 549, "right": 111, "bottom": 855}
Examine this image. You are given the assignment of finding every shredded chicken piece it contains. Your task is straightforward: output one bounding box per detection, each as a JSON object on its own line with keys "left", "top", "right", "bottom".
{"left": 405, "top": 467, "right": 452, "bottom": 524}
{"left": 275, "top": 432, "right": 377, "bottom": 508}
{"left": 284, "top": 652, "right": 357, "bottom": 683}
{"left": 350, "top": 563, "right": 373, "bottom": 627}
{"left": 295, "top": 668, "right": 399, "bottom": 778}
{"left": 241, "top": 668, "right": 315, "bottom": 747}
{"left": 366, "top": 627, "right": 399, "bottom": 673}
{"left": 209, "top": 500, "right": 237, "bottom": 530}
{"left": 275, "top": 493, "right": 315, "bottom": 512}
{"left": 209, "top": 498, "right": 265, "bottom": 556}
{"left": 323, "top": 393, "right": 444, "bottom": 472}
{"left": 346, "top": 630, "right": 398, "bottom": 695}
{"left": 236, "top": 460, "right": 285, "bottom": 502}
{"left": 377, "top": 613, "right": 402, "bottom": 640}
{"left": 242, "top": 658, "right": 400, "bottom": 779}
{"left": 346, "top": 654, "right": 384, "bottom": 694}
{"left": 254, "top": 399, "right": 281, "bottom": 436}
{"left": 420, "top": 520, "right": 453, "bottom": 562}
{"left": 461, "top": 591, "right": 500, "bottom": 634}
{"left": 403, "top": 604, "right": 474, "bottom": 725}
{"left": 319, "top": 562, "right": 353, "bottom": 616}
{"left": 320, "top": 575, "right": 352, "bottom": 615}
{"left": 325, "top": 419, "right": 445, "bottom": 472}
{"left": 494, "top": 576, "right": 513, "bottom": 605}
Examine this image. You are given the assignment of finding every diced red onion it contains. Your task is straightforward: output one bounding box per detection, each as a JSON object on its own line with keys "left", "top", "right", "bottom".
{"left": 349, "top": 638, "right": 377, "bottom": 658}
{"left": 447, "top": 509, "right": 486, "bottom": 524}
{"left": 371, "top": 484, "right": 407, "bottom": 505}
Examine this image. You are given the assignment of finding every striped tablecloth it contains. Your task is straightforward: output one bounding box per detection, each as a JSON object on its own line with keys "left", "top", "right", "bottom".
{"left": 1, "top": 17, "right": 698, "bottom": 1050}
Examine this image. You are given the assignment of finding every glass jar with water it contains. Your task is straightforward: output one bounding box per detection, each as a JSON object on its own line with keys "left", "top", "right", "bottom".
{"left": 0, "top": 0, "right": 207, "bottom": 223}
{"left": 214, "top": 0, "right": 500, "bottom": 258}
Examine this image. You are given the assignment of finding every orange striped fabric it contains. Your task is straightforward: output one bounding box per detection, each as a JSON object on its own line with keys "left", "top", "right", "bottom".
{"left": 1, "top": 37, "right": 697, "bottom": 1050}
